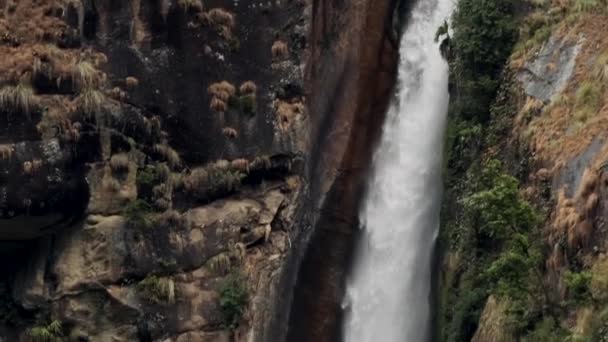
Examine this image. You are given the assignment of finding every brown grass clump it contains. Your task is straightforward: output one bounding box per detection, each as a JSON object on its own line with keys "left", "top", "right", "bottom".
{"left": 110, "top": 153, "right": 130, "bottom": 173}
{"left": 239, "top": 81, "right": 257, "bottom": 95}
{"left": 222, "top": 127, "right": 238, "bottom": 139}
{"left": 210, "top": 97, "right": 227, "bottom": 113}
{"left": 0, "top": 144, "right": 15, "bottom": 161}
{"left": 22, "top": 159, "right": 42, "bottom": 175}
{"left": 125, "top": 76, "right": 139, "bottom": 90}
{"left": 208, "top": 81, "right": 236, "bottom": 97}
{"left": 584, "top": 192, "right": 599, "bottom": 216}
{"left": 77, "top": 88, "right": 106, "bottom": 116}
{"left": 271, "top": 40, "right": 289, "bottom": 59}
{"left": 214, "top": 90, "right": 231, "bottom": 102}
{"left": 576, "top": 168, "right": 598, "bottom": 199}
{"left": 207, "top": 8, "right": 235, "bottom": 28}
{"left": 153, "top": 144, "right": 181, "bottom": 169}
{"left": 0, "top": 82, "right": 36, "bottom": 117}
{"left": 250, "top": 156, "right": 272, "bottom": 170}
{"left": 184, "top": 167, "right": 208, "bottom": 192}
{"left": 71, "top": 60, "right": 104, "bottom": 90}
{"left": 535, "top": 168, "right": 551, "bottom": 181}
{"left": 231, "top": 158, "right": 249, "bottom": 172}
{"left": 23, "top": 161, "right": 32, "bottom": 175}
{"left": 178, "top": 0, "right": 203, "bottom": 12}
{"left": 275, "top": 100, "right": 305, "bottom": 131}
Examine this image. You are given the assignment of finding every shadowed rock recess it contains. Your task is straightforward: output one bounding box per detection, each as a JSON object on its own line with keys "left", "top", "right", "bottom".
{"left": 0, "top": 0, "right": 403, "bottom": 340}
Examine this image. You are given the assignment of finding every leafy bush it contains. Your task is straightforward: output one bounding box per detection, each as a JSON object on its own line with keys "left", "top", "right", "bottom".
{"left": 450, "top": 0, "right": 518, "bottom": 122}
{"left": 218, "top": 273, "right": 248, "bottom": 329}
{"left": 123, "top": 199, "right": 153, "bottom": 228}
{"left": 28, "top": 320, "right": 63, "bottom": 342}
{"left": 565, "top": 271, "right": 592, "bottom": 304}
{"left": 463, "top": 160, "right": 539, "bottom": 241}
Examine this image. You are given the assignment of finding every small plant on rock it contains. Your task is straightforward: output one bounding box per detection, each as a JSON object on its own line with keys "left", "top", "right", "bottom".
{"left": 218, "top": 272, "right": 248, "bottom": 329}
{"left": 271, "top": 40, "right": 289, "bottom": 60}
{"left": 110, "top": 153, "right": 130, "bottom": 173}
{"left": 0, "top": 82, "right": 36, "bottom": 119}
{"left": 178, "top": 0, "right": 203, "bottom": 12}
{"left": 28, "top": 320, "right": 63, "bottom": 342}
{"left": 123, "top": 199, "right": 153, "bottom": 229}
{"left": 137, "top": 275, "right": 176, "bottom": 304}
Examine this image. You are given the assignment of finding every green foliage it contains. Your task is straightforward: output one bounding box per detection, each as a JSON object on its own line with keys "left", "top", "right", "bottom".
{"left": 571, "top": 0, "right": 604, "bottom": 13}
{"left": 435, "top": 20, "right": 449, "bottom": 43}
{"left": 564, "top": 271, "right": 592, "bottom": 304}
{"left": 450, "top": 0, "right": 517, "bottom": 122}
{"left": 463, "top": 160, "right": 540, "bottom": 241}
{"left": 574, "top": 81, "right": 602, "bottom": 122}
{"left": 218, "top": 273, "right": 248, "bottom": 329}
{"left": 123, "top": 199, "right": 153, "bottom": 228}
{"left": 136, "top": 275, "right": 175, "bottom": 304}
{"left": 229, "top": 95, "right": 257, "bottom": 115}
{"left": 522, "top": 317, "right": 568, "bottom": 342}
{"left": 28, "top": 320, "right": 63, "bottom": 342}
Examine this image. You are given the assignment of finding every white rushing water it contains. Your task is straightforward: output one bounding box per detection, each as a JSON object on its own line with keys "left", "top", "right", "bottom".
{"left": 343, "top": 0, "right": 455, "bottom": 341}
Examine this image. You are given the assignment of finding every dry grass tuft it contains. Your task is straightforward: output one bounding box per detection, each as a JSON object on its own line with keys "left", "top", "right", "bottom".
{"left": 222, "top": 127, "right": 238, "bottom": 139}
{"left": 210, "top": 97, "right": 227, "bottom": 113}
{"left": 184, "top": 167, "right": 209, "bottom": 191}
{"left": 110, "top": 153, "right": 130, "bottom": 173}
{"left": 239, "top": 81, "right": 257, "bottom": 95}
{"left": 231, "top": 158, "right": 249, "bottom": 172}
{"left": 207, "top": 8, "right": 235, "bottom": 28}
{"left": 153, "top": 144, "right": 181, "bottom": 169}
{"left": 272, "top": 40, "right": 289, "bottom": 60}
{"left": 0, "top": 82, "right": 36, "bottom": 117}
{"left": 275, "top": 100, "right": 305, "bottom": 131}
{"left": 77, "top": 88, "right": 106, "bottom": 115}
{"left": 125, "top": 76, "right": 139, "bottom": 90}
{"left": 584, "top": 192, "right": 599, "bottom": 215}
{"left": 576, "top": 168, "right": 598, "bottom": 199}
{"left": 71, "top": 60, "right": 102, "bottom": 90}
{"left": 208, "top": 81, "right": 236, "bottom": 97}
{"left": 178, "top": 0, "right": 203, "bottom": 12}
{"left": 0, "top": 144, "right": 15, "bottom": 161}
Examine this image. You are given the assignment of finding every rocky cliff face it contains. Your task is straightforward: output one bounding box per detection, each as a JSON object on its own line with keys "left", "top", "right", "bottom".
{"left": 439, "top": 1, "right": 608, "bottom": 341}
{"left": 0, "top": 0, "right": 401, "bottom": 341}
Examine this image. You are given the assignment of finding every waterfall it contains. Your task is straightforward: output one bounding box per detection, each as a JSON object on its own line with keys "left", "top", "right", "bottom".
{"left": 342, "top": 0, "right": 454, "bottom": 341}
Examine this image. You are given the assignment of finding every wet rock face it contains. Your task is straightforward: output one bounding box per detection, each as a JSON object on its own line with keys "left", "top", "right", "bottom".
{"left": 0, "top": 0, "right": 401, "bottom": 340}
{"left": 0, "top": 124, "right": 90, "bottom": 240}
{"left": 517, "top": 34, "right": 583, "bottom": 102}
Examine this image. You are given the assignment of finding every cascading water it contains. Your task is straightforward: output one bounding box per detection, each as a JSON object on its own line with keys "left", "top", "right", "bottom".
{"left": 343, "top": 0, "right": 455, "bottom": 341}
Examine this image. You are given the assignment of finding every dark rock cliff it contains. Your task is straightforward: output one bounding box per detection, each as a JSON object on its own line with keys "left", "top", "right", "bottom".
{"left": 0, "top": 0, "right": 402, "bottom": 341}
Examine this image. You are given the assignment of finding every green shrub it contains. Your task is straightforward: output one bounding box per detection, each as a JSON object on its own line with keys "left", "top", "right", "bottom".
{"left": 123, "top": 199, "right": 153, "bottom": 228}
{"left": 218, "top": 273, "right": 248, "bottom": 329}
{"left": 450, "top": 0, "right": 518, "bottom": 122}
{"left": 463, "top": 160, "right": 540, "bottom": 241}
{"left": 28, "top": 320, "right": 63, "bottom": 342}
{"left": 565, "top": 271, "right": 592, "bottom": 304}
{"left": 574, "top": 81, "right": 602, "bottom": 122}
{"left": 137, "top": 275, "right": 175, "bottom": 304}
{"left": 522, "top": 317, "right": 568, "bottom": 342}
